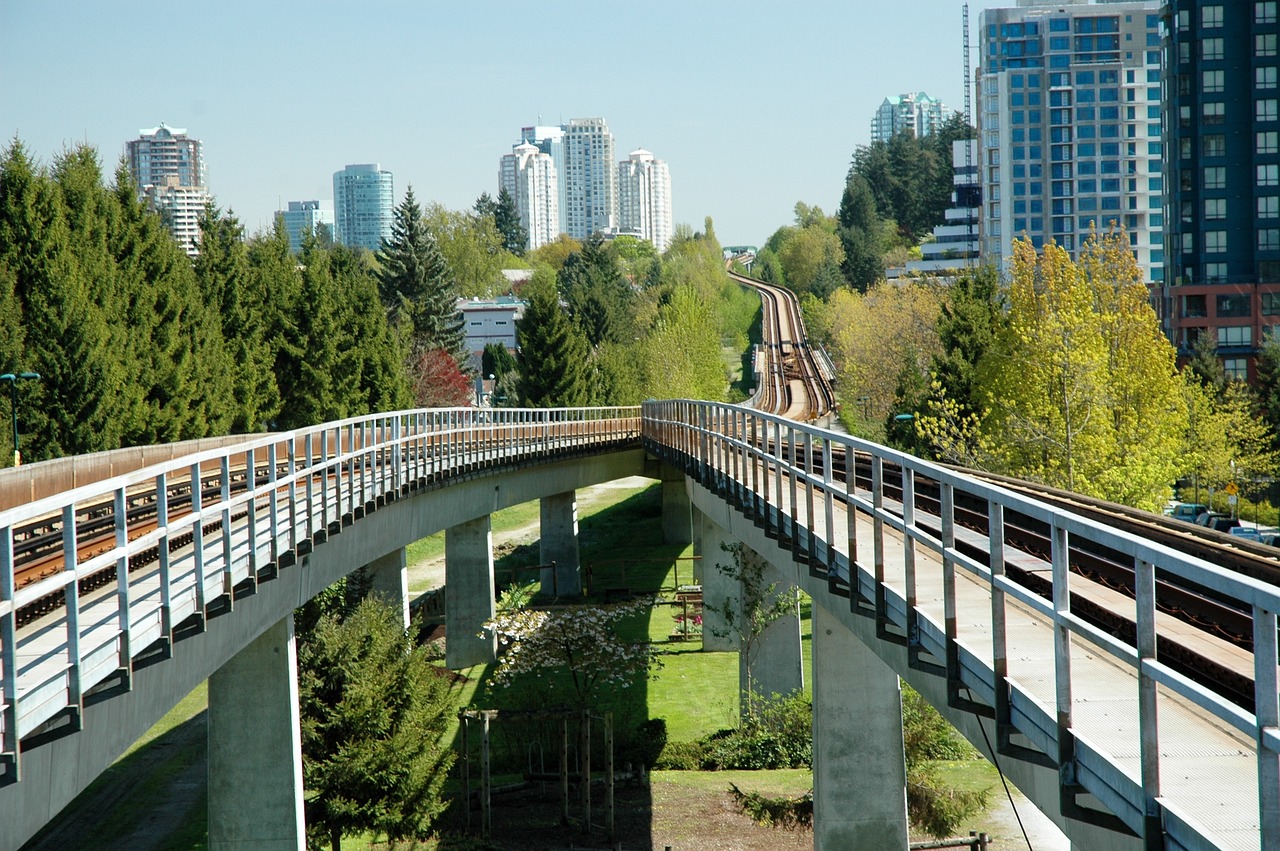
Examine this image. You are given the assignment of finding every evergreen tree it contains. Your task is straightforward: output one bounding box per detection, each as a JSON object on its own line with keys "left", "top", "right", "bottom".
{"left": 195, "top": 205, "right": 281, "bottom": 432}
{"left": 298, "top": 598, "right": 457, "bottom": 851}
{"left": 516, "top": 271, "right": 589, "bottom": 406}
{"left": 837, "top": 174, "right": 884, "bottom": 292}
{"left": 928, "top": 265, "right": 1003, "bottom": 422}
{"left": 481, "top": 341, "right": 517, "bottom": 378}
{"left": 559, "top": 233, "right": 635, "bottom": 347}
{"left": 328, "top": 242, "right": 411, "bottom": 414}
{"left": 493, "top": 187, "right": 527, "bottom": 255}
{"left": 375, "top": 186, "right": 465, "bottom": 361}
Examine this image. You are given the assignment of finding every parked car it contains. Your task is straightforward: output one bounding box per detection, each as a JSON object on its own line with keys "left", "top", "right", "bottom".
{"left": 1170, "top": 503, "right": 1209, "bottom": 522}
{"left": 1228, "top": 526, "right": 1263, "bottom": 542}
{"left": 1199, "top": 514, "right": 1241, "bottom": 533}
{"left": 1262, "top": 533, "right": 1280, "bottom": 548}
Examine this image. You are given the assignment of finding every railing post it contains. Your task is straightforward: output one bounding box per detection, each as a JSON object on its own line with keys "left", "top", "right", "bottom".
{"left": 787, "top": 425, "right": 798, "bottom": 556}
{"left": 156, "top": 472, "right": 173, "bottom": 642}
{"left": 1253, "top": 602, "right": 1280, "bottom": 848}
{"left": 773, "top": 420, "right": 784, "bottom": 538}
{"left": 288, "top": 436, "right": 299, "bottom": 551}
{"left": 988, "top": 501, "right": 1010, "bottom": 747}
{"left": 902, "top": 467, "right": 918, "bottom": 650}
{"left": 846, "top": 439, "right": 859, "bottom": 606}
{"left": 220, "top": 456, "right": 234, "bottom": 604}
{"left": 1135, "top": 557, "right": 1163, "bottom": 848}
{"left": 190, "top": 463, "right": 207, "bottom": 624}
{"left": 804, "top": 431, "right": 816, "bottom": 568}
{"left": 62, "top": 504, "right": 84, "bottom": 720}
{"left": 302, "top": 436, "right": 314, "bottom": 543}
{"left": 872, "top": 455, "right": 885, "bottom": 625}
{"left": 113, "top": 487, "right": 133, "bottom": 681}
{"left": 941, "top": 482, "right": 958, "bottom": 702}
{"left": 1, "top": 526, "right": 20, "bottom": 780}
{"left": 1051, "top": 519, "right": 1076, "bottom": 792}
{"left": 822, "top": 437, "right": 834, "bottom": 574}
{"left": 245, "top": 448, "right": 259, "bottom": 579}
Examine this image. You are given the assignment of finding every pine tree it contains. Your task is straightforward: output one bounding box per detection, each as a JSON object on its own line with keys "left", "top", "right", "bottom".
{"left": 298, "top": 598, "right": 457, "bottom": 851}
{"left": 516, "top": 272, "right": 589, "bottom": 407}
{"left": 559, "top": 233, "right": 635, "bottom": 347}
{"left": 195, "top": 205, "right": 281, "bottom": 433}
{"left": 1186, "top": 331, "right": 1228, "bottom": 398}
{"left": 837, "top": 174, "right": 884, "bottom": 292}
{"left": 494, "top": 186, "right": 527, "bottom": 255}
{"left": 375, "top": 186, "right": 465, "bottom": 361}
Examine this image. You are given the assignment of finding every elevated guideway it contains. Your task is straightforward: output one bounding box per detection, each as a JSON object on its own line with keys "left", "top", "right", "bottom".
{"left": 0, "top": 401, "right": 1277, "bottom": 849}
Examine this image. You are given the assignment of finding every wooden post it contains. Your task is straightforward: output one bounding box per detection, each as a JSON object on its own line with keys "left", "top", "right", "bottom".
{"left": 461, "top": 714, "right": 470, "bottom": 834}
{"left": 560, "top": 718, "right": 570, "bottom": 825}
{"left": 481, "top": 714, "right": 492, "bottom": 840}
{"left": 605, "top": 712, "right": 615, "bottom": 843}
{"left": 580, "top": 710, "right": 591, "bottom": 829}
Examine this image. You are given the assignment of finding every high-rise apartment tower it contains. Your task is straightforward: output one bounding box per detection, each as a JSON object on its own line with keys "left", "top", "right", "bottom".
{"left": 499, "top": 142, "right": 561, "bottom": 251}
{"left": 1158, "top": 0, "right": 1280, "bottom": 382}
{"left": 332, "top": 164, "right": 394, "bottom": 253}
{"left": 561, "top": 118, "right": 617, "bottom": 240}
{"left": 125, "top": 124, "right": 210, "bottom": 257}
{"left": 617, "top": 148, "right": 674, "bottom": 253}
{"left": 277, "top": 200, "right": 335, "bottom": 254}
{"left": 977, "top": 1, "right": 1163, "bottom": 282}
{"left": 870, "top": 92, "right": 951, "bottom": 143}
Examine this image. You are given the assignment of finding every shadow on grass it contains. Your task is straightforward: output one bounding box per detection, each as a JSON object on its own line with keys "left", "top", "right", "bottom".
{"left": 23, "top": 709, "right": 209, "bottom": 851}
{"left": 445, "top": 482, "right": 706, "bottom": 848}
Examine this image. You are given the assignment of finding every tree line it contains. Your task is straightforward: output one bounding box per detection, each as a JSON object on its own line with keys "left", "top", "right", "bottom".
{"left": 0, "top": 140, "right": 758, "bottom": 466}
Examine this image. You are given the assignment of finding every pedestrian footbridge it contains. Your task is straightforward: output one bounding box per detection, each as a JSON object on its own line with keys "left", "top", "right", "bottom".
{"left": 0, "top": 403, "right": 1276, "bottom": 850}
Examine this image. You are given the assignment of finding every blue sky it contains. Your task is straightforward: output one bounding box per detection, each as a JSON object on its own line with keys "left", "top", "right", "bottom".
{"left": 1, "top": 1, "right": 1004, "bottom": 247}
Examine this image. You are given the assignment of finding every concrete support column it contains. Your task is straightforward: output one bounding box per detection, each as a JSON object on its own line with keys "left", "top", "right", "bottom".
{"left": 539, "top": 491, "right": 581, "bottom": 597}
{"left": 348, "top": 548, "right": 409, "bottom": 628}
{"left": 445, "top": 516, "right": 496, "bottom": 669}
{"left": 812, "top": 603, "right": 908, "bottom": 850}
{"left": 743, "top": 551, "right": 803, "bottom": 704}
{"left": 661, "top": 471, "right": 693, "bottom": 547}
{"left": 208, "top": 615, "right": 305, "bottom": 851}
{"left": 697, "top": 509, "right": 738, "bottom": 652}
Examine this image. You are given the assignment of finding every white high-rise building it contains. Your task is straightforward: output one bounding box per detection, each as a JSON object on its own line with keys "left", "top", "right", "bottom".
{"left": 561, "top": 118, "right": 616, "bottom": 240}
{"left": 617, "top": 149, "right": 673, "bottom": 253}
{"left": 870, "top": 92, "right": 950, "bottom": 143}
{"left": 125, "top": 124, "right": 210, "bottom": 257}
{"left": 519, "top": 125, "right": 567, "bottom": 225}
{"left": 500, "top": 142, "right": 561, "bottom": 251}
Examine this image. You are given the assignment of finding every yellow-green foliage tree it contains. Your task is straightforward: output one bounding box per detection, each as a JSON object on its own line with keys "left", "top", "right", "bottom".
{"left": 827, "top": 281, "right": 943, "bottom": 439}
{"left": 641, "top": 285, "right": 728, "bottom": 400}
{"left": 973, "top": 235, "right": 1186, "bottom": 511}
{"left": 1183, "top": 379, "right": 1277, "bottom": 502}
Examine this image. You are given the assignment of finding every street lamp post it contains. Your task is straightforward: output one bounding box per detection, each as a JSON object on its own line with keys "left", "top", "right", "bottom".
{"left": 1, "top": 372, "right": 41, "bottom": 466}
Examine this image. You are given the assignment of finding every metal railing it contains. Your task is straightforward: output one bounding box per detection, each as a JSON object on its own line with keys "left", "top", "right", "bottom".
{"left": 642, "top": 398, "right": 1280, "bottom": 851}
{"left": 0, "top": 406, "right": 639, "bottom": 782}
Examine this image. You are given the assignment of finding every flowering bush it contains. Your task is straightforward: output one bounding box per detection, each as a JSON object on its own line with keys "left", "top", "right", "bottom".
{"left": 483, "top": 597, "right": 660, "bottom": 708}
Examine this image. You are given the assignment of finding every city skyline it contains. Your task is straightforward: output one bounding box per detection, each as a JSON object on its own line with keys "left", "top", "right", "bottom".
{"left": 0, "top": 1, "right": 1006, "bottom": 247}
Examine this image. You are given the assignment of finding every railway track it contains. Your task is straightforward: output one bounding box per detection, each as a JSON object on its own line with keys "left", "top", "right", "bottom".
{"left": 728, "top": 269, "right": 834, "bottom": 422}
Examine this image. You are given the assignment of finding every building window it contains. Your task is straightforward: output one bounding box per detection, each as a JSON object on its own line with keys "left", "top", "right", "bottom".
{"left": 1262, "top": 229, "right": 1280, "bottom": 251}
{"left": 1203, "top": 5, "right": 1224, "bottom": 27}
{"left": 1261, "top": 34, "right": 1279, "bottom": 58}
{"left": 1182, "top": 233, "right": 1195, "bottom": 254}
{"left": 1183, "top": 294, "right": 1208, "bottom": 317}
{"left": 1264, "top": 262, "right": 1280, "bottom": 283}
{"left": 1260, "top": 1, "right": 1279, "bottom": 24}
{"left": 1203, "top": 135, "right": 1226, "bottom": 157}
{"left": 1224, "top": 359, "right": 1249, "bottom": 381}
{"left": 1263, "top": 292, "right": 1280, "bottom": 315}
{"left": 1262, "top": 164, "right": 1280, "bottom": 186}
{"left": 1263, "top": 132, "right": 1280, "bottom": 155}
{"left": 1218, "top": 294, "right": 1252, "bottom": 317}
{"left": 1206, "top": 231, "right": 1228, "bottom": 253}
{"left": 1206, "top": 199, "right": 1227, "bottom": 220}
{"left": 1206, "top": 262, "right": 1229, "bottom": 282}
{"left": 1261, "top": 67, "right": 1279, "bottom": 90}
{"left": 1219, "top": 326, "right": 1253, "bottom": 347}
{"left": 1262, "top": 196, "right": 1280, "bottom": 218}
{"left": 1204, "top": 102, "right": 1226, "bottom": 124}
{"left": 1203, "top": 70, "right": 1226, "bottom": 93}
{"left": 1202, "top": 37, "right": 1225, "bottom": 60}
{"left": 1261, "top": 99, "right": 1280, "bottom": 122}
{"left": 1205, "top": 167, "right": 1227, "bottom": 189}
